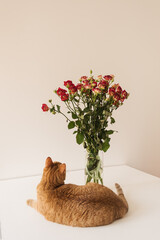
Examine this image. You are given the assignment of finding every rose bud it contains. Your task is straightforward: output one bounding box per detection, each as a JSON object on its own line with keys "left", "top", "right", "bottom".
{"left": 69, "top": 85, "right": 77, "bottom": 94}
{"left": 92, "top": 88, "right": 101, "bottom": 94}
{"left": 109, "top": 87, "right": 115, "bottom": 96}
{"left": 61, "top": 93, "right": 69, "bottom": 101}
{"left": 117, "top": 85, "right": 122, "bottom": 94}
{"left": 64, "top": 80, "right": 73, "bottom": 88}
{"left": 76, "top": 83, "right": 83, "bottom": 90}
{"left": 97, "top": 75, "right": 102, "bottom": 80}
{"left": 56, "top": 88, "right": 67, "bottom": 96}
{"left": 81, "top": 76, "right": 88, "bottom": 81}
{"left": 103, "top": 75, "right": 113, "bottom": 80}
{"left": 110, "top": 74, "right": 115, "bottom": 78}
{"left": 112, "top": 83, "right": 119, "bottom": 89}
{"left": 113, "top": 92, "right": 121, "bottom": 101}
{"left": 122, "top": 90, "right": 129, "bottom": 99}
{"left": 91, "top": 81, "right": 97, "bottom": 87}
{"left": 41, "top": 104, "right": 49, "bottom": 112}
{"left": 84, "top": 83, "right": 92, "bottom": 89}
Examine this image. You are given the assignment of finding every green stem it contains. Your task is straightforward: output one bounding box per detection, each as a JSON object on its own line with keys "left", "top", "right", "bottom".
{"left": 71, "top": 100, "right": 77, "bottom": 113}
{"left": 55, "top": 110, "right": 71, "bottom": 122}
{"left": 64, "top": 102, "right": 74, "bottom": 112}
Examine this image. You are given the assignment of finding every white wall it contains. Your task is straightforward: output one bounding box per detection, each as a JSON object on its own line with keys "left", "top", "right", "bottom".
{"left": 0, "top": 0, "right": 160, "bottom": 179}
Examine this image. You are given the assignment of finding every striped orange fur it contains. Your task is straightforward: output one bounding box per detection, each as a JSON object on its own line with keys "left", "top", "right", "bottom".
{"left": 27, "top": 157, "right": 128, "bottom": 227}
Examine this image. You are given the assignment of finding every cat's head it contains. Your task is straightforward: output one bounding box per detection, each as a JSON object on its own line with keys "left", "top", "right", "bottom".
{"left": 42, "top": 157, "right": 66, "bottom": 187}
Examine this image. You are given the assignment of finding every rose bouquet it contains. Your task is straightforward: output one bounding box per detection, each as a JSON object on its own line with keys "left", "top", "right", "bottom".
{"left": 42, "top": 71, "right": 129, "bottom": 184}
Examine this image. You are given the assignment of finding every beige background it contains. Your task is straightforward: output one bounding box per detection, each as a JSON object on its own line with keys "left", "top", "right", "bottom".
{"left": 0, "top": 0, "right": 160, "bottom": 179}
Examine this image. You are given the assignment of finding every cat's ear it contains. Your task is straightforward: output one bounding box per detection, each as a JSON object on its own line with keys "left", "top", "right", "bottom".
{"left": 59, "top": 163, "right": 66, "bottom": 174}
{"left": 45, "top": 157, "right": 53, "bottom": 167}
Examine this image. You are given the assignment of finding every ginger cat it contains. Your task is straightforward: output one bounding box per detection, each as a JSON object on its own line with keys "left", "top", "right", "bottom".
{"left": 27, "top": 157, "right": 128, "bottom": 227}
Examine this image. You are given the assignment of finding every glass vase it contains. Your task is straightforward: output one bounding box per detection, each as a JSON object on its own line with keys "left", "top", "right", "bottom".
{"left": 85, "top": 151, "right": 103, "bottom": 185}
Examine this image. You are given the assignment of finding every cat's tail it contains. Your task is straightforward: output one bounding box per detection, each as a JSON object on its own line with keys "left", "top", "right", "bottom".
{"left": 115, "top": 183, "right": 128, "bottom": 211}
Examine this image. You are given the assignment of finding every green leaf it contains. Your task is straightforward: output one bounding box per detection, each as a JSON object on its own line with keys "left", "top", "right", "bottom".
{"left": 76, "top": 120, "right": 81, "bottom": 127}
{"left": 56, "top": 105, "right": 60, "bottom": 112}
{"left": 73, "top": 131, "right": 77, "bottom": 134}
{"left": 107, "top": 130, "right": 114, "bottom": 135}
{"left": 68, "top": 121, "right": 75, "bottom": 129}
{"left": 110, "top": 117, "right": 115, "bottom": 124}
{"left": 84, "top": 107, "right": 90, "bottom": 113}
{"left": 72, "top": 112, "right": 78, "bottom": 119}
{"left": 86, "top": 175, "right": 92, "bottom": 183}
{"left": 84, "top": 114, "right": 90, "bottom": 124}
{"left": 102, "top": 138, "right": 110, "bottom": 152}
{"left": 76, "top": 132, "right": 84, "bottom": 145}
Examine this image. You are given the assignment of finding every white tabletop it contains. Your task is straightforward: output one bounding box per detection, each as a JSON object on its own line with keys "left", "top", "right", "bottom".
{"left": 0, "top": 165, "right": 160, "bottom": 240}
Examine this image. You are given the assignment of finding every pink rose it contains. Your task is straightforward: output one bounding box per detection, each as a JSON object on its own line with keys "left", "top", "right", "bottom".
{"left": 92, "top": 88, "right": 101, "bottom": 94}
{"left": 41, "top": 104, "right": 49, "bottom": 112}
{"left": 97, "top": 75, "right": 102, "bottom": 80}
{"left": 98, "top": 83, "right": 105, "bottom": 90}
{"left": 92, "top": 81, "right": 97, "bottom": 87}
{"left": 84, "top": 83, "right": 92, "bottom": 89}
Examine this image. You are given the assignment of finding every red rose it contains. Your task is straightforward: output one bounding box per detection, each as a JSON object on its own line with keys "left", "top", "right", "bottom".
{"left": 76, "top": 83, "right": 83, "bottom": 90}
{"left": 81, "top": 76, "right": 88, "bottom": 81}
{"left": 41, "top": 104, "right": 49, "bottom": 112}
{"left": 117, "top": 85, "right": 122, "bottom": 94}
{"left": 64, "top": 80, "right": 73, "bottom": 88}
{"left": 113, "top": 93, "right": 121, "bottom": 101}
{"left": 61, "top": 93, "right": 69, "bottom": 101}
{"left": 121, "top": 97, "right": 125, "bottom": 102}
{"left": 102, "top": 80, "right": 109, "bottom": 87}
{"left": 122, "top": 90, "right": 128, "bottom": 99}
{"left": 82, "top": 80, "right": 89, "bottom": 85}
{"left": 103, "top": 75, "right": 113, "bottom": 80}
{"left": 69, "top": 85, "right": 77, "bottom": 94}
{"left": 109, "top": 87, "right": 115, "bottom": 96}
{"left": 56, "top": 88, "right": 67, "bottom": 96}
